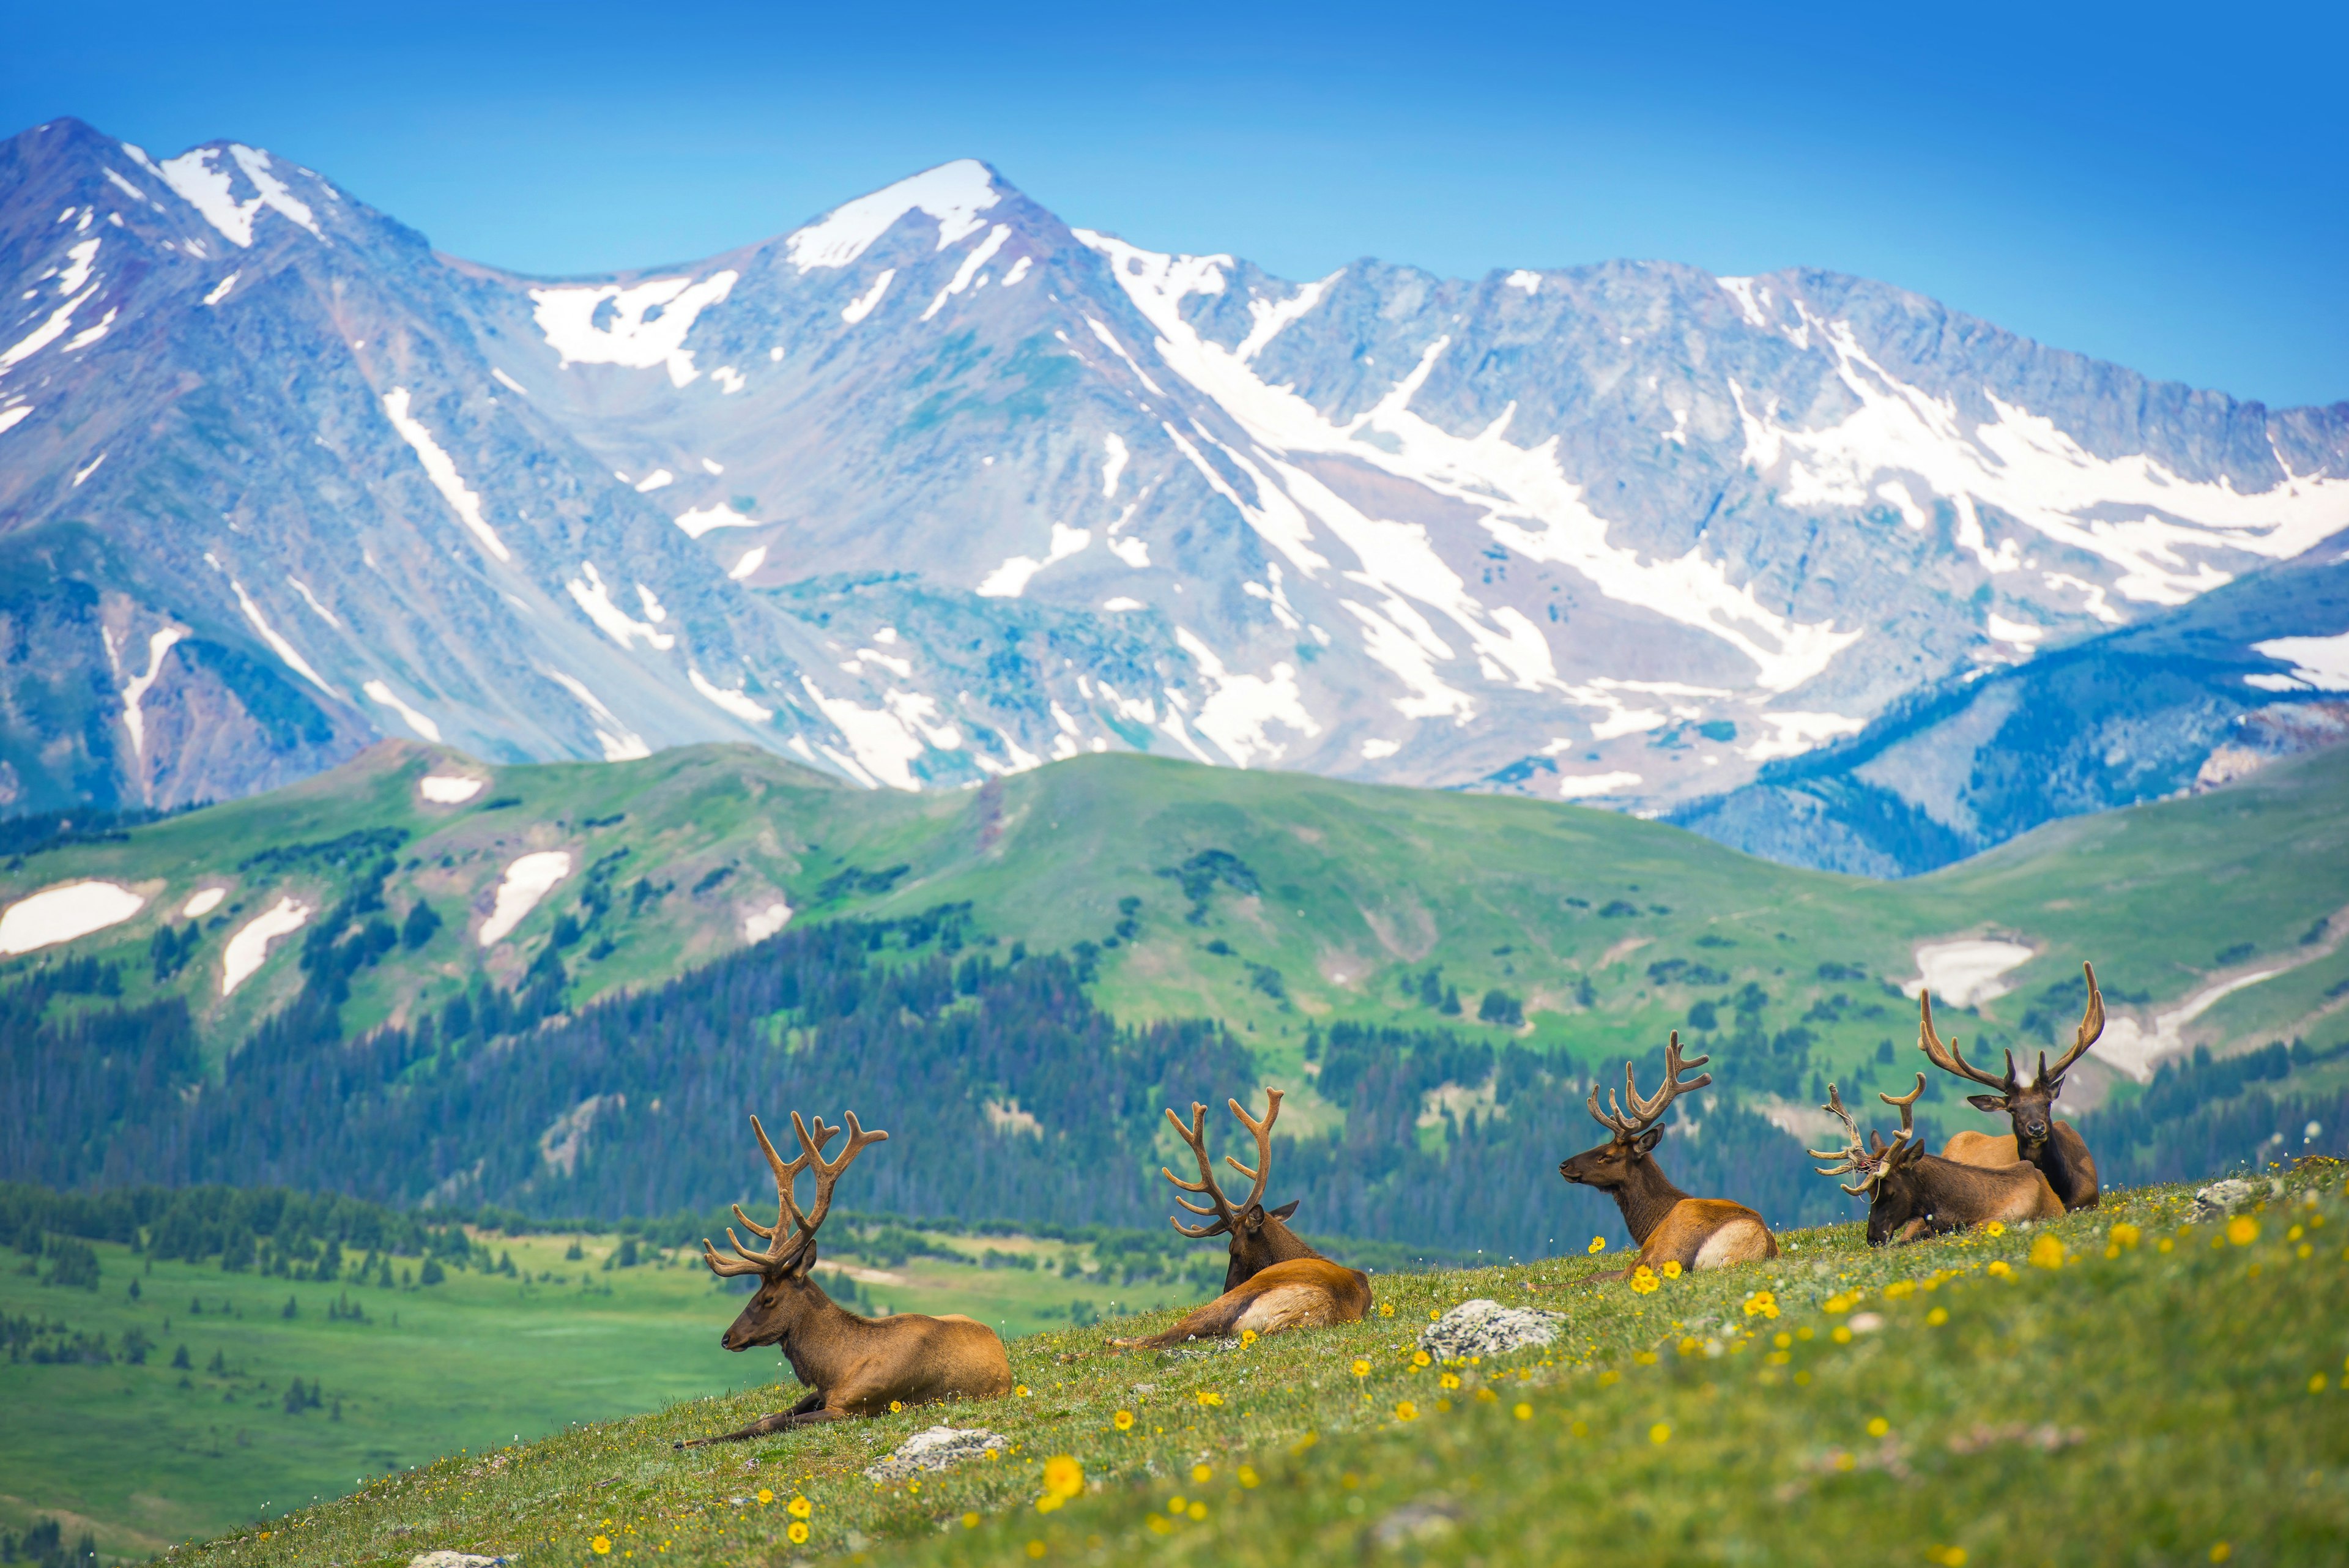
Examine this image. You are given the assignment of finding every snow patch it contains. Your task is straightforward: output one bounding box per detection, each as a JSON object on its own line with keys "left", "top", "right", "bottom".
{"left": 491, "top": 368, "right": 527, "bottom": 395}
{"left": 920, "top": 223, "right": 1010, "bottom": 320}
{"left": 1100, "top": 432, "right": 1129, "bottom": 497}
{"left": 0, "top": 406, "right": 32, "bottom": 436}
{"left": 286, "top": 576, "right": 338, "bottom": 626}
{"left": 1, "top": 283, "right": 100, "bottom": 373}
{"left": 1102, "top": 596, "right": 1145, "bottom": 612}
{"left": 544, "top": 669, "right": 651, "bottom": 760}
{"left": 221, "top": 896, "right": 312, "bottom": 995}
{"left": 798, "top": 679, "right": 940, "bottom": 791}
{"left": 728, "top": 544, "right": 768, "bottom": 581}
{"left": 1986, "top": 613, "right": 2044, "bottom": 648}
{"left": 1902, "top": 939, "right": 2035, "bottom": 1008}
{"left": 1107, "top": 536, "right": 1150, "bottom": 569}
{"left": 1742, "top": 710, "right": 1865, "bottom": 762}
{"left": 1174, "top": 628, "right": 1319, "bottom": 767}
{"left": 1000, "top": 256, "right": 1032, "bottom": 287}
{"left": 182, "top": 887, "right": 226, "bottom": 918}
{"left": 480, "top": 852, "right": 572, "bottom": 946}
{"left": 156, "top": 145, "right": 322, "bottom": 247}
{"left": 419, "top": 774, "right": 485, "bottom": 804}
{"left": 529, "top": 272, "right": 738, "bottom": 388}
{"left": 380, "top": 388, "right": 511, "bottom": 562}
{"left": 1236, "top": 270, "right": 1340, "bottom": 362}
{"left": 675, "top": 502, "right": 758, "bottom": 538}
{"left": 0, "top": 881, "right": 146, "bottom": 956}
{"left": 711, "top": 366, "right": 745, "bottom": 395}
{"left": 688, "top": 667, "right": 773, "bottom": 724}
{"left": 566, "top": 561, "right": 675, "bottom": 652}
{"left": 1504, "top": 270, "right": 1542, "bottom": 296}
{"left": 363, "top": 679, "right": 443, "bottom": 743}
{"left": 229, "top": 580, "right": 336, "bottom": 696}
{"left": 202, "top": 272, "right": 238, "bottom": 307}
{"left": 784, "top": 160, "right": 999, "bottom": 271}
{"left": 842, "top": 269, "right": 896, "bottom": 324}
{"left": 2096, "top": 971, "right": 2285, "bottom": 1082}
{"left": 1557, "top": 770, "right": 1643, "bottom": 799}
{"left": 743, "top": 901, "right": 792, "bottom": 942}
{"left": 119, "top": 626, "right": 184, "bottom": 759}
{"left": 976, "top": 523, "right": 1090, "bottom": 597}
{"left": 1360, "top": 738, "right": 1401, "bottom": 759}
{"left": 634, "top": 469, "right": 675, "bottom": 493}
{"left": 2247, "top": 632, "right": 2349, "bottom": 692}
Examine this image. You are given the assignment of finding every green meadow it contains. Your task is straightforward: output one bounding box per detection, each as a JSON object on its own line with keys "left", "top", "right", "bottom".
{"left": 0, "top": 1226, "right": 1200, "bottom": 1556}
{"left": 122, "top": 1167, "right": 2349, "bottom": 1568}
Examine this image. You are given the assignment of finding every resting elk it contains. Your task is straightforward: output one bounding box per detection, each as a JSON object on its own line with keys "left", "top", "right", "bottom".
{"left": 678, "top": 1110, "right": 1011, "bottom": 1446}
{"left": 1811, "top": 1076, "right": 2061, "bottom": 1246}
{"left": 1111, "top": 1089, "right": 1371, "bottom": 1349}
{"left": 1918, "top": 960, "right": 2104, "bottom": 1209}
{"left": 1558, "top": 1033, "right": 1779, "bottom": 1274}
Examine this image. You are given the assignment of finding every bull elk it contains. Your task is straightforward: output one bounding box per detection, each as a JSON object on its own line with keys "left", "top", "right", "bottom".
{"left": 1112, "top": 1089, "right": 1371, "bottom": 1349}
{"left": 1558, "top": 1033, "right": 1778, "bottom": 1274}
{"left": 678, "top": 1110, "right": 1011, "bottom": 1446}
{"left": 1811, "top": 1076, "right": 2061, "bottom": 1246}
{"left": 1919, "top": 961, "right": 2103, "bottom": 1209}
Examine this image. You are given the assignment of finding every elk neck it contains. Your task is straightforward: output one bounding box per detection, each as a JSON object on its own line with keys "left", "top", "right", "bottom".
{"left": 1611, "top": 1154, "right": 1696, "bottom": 1247}
{"left": 766, "top": 1280, "right": 878, "bottom": 1387}
{"left": 2026, "top": 1122, "right": 2090, "bottom": 1201}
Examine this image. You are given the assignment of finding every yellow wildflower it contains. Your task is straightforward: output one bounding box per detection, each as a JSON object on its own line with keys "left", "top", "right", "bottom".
{"left": 2227, "top": 1216, "right": 2258, "bottom": 1247}
{"left": 1351, "top": 1359, "right": 1371, "bottom": 1379}
{"left": 1378, "top": 1302, "right": 1395, "bottom": 1317}
{"left": 786, "top": 1523, "right": 809, "bottom": 1546}
{"left": 1195, "top": 1390, "right": 1223, "bottom": 1407}
{"left": 1866, "top": 1416, "right": 1890, "bottom": 1438}
{"left": 1660, "top": 1260, "right": 1682, "bottom": 1279}
{"left": 1746, "top": 1290, "right": 1781, "bottom": 1319}
{"left": 1587, "top": 1236, "right": 1608, "bottom": 1254}
{"left": 1034, "top": 1495, "right": 1062, "bottom": 1515}
{"left": 962, "top": 1514, "right": 979, "bottom": 1530}
{"left": 1926, "top": 1306, "right": 1949, "bottom": 1326}
{"left": 1112, "top": 1410, "right": 1135, "bottom": 1431}
{"left": 2029, "top": 1235, "right": 2066, "bottom": 1270}
{"left": 1820, "top": 1293, "right": 1850, "bottom": 1314}
{"left": 756, "top": 1489, "right": 773, "bottom": 1506}
{"left": 787, "top": 1496, "right": 811, "bottom": 1519}
{"left": 1649, "top": 1422, "right": 1671, "bottom": 1445}
{"left": 1191, "top": 1463, "right": 1212, "bottom": 1485}
{"left": 1439, "top": 1372, "right": 1461, "bottom": 1390}
{"left": 1831, "top": 1325, "right": 1853, "bottom": 1344}
{"left": 1015, "top": 1385, "right": 1031, "bottom": 1397}
{"left": 1044, "top": 1455, "right": 1083, "bottom": 1500}
{"left": 1986, "top": 1260, "right": 2013, "bottom": 1278}
{"left": 1412, "top": 1349, "right": 1432, "bottom": 1368}
{"left": 1631, "top": 1271, "right": 1659, "bottom": 1295}
{"left": 1513, "top": 1402, "right": 1532, "bottom": 1421}
{"left": 1985, "top": 1221, "right": 2005, "bottom": 1236}
{"left": 889, "top": 1400, "right": 905, "bottom": 1413}
{"left": 2109, "top": 1222, "right": 2140, "bottom": 1249}
{"left": 1238, "top": 1465, "right": 1260, "bottom": 1488}
{"left": 593, "top": 1539, "right": 612, "bottom": 1556}
{"left": 1239, "top": 1329, "right": 1258, "bottom": 1347}
{"left": 1395, "top": 1400, "right": 1420, "bottom": 1422}
{"left": 1187, "top": 1501, "right": 1208, "bottom": 1522}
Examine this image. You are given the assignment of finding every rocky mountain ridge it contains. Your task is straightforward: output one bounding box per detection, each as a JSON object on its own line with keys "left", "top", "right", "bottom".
{"left": 4, "top": 116, "right": 2345, "bottom": 854}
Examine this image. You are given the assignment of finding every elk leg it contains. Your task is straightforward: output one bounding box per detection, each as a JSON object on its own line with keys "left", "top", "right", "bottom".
{"left": 674, "top": 1391, "right": 826, "bottom": 1448}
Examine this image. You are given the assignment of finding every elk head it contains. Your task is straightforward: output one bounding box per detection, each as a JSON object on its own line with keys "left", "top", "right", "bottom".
{"left": 1559, "top": 1031, "right": 1709, "bottom": 1192}
{"left": 1162, "top": 1090, "right": 1316, "bottom": 1291}
{"left": 1811, "top": 1077, "right": 1924, "bottom": 1246}
{"left": 702, "top": 1110, "right": 886, "bottom": 1351}
{"left": 1920, "top": 961, "right": 2104, "bottom": 1153}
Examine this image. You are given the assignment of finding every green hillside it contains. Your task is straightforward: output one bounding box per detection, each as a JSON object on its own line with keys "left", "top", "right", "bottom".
{"left": 124, "top": 1168, "right": 2349, "bottom": 1567}
{"left": 7, "top": 738, "right": 2348, "bottom": 1106}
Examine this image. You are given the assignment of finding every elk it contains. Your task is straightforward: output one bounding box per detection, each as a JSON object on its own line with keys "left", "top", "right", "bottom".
{"left": 678, "top": 1110, "right": 1011, "bottom": 1446}
{"left": 1811, "top": 1076, "right": 2061, "bottom": 1246}
{"left": 1557, "top": 1033, "right": 1778, "bottom": 1274}
{"left": 1111, "top": 1089, "right": 1371, "bottom": 1349}
{"left": 1918, "top": 960, "right": 2103, "bottom": 1209}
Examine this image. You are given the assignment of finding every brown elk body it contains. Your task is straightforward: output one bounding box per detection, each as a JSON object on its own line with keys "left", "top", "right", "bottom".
{"left": 1559, "top": 1033, "right": 1779, "bottom": 1275}
{"left": 680, "top": 1111, "right": 1011, "bottom": 1446}
{"left": 1920, "top": 962, "right": 2104, "bottom": 1209}
{"left": 1113, "top": 1090, "right": 1371, "bottom": 1349}
{"left": 1812, "top": 1077, "right": 2062, "bottom": 1246}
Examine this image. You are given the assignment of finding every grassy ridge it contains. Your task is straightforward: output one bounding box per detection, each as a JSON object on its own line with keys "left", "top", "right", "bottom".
{"left": 0, "top": 1225, "right": 1200, "bottom": 1553}
{"left": 154, "top": 1167, "right": 2349, "bottom": 1567}
{"left": 8, "top": 741, "right": 2349, "bottom": 1105}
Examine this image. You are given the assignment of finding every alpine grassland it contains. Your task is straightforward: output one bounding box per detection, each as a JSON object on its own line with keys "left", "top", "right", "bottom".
{"left": 124, "top": 1169, "right": 2349, "bottom": 1567}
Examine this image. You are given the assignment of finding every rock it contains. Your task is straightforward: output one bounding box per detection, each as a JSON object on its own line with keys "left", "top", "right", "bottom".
{"left": 862, "top": 1425, "right": 1009, "bottom": 1484}
{"left": 1418, "top": 1299, "right": 1567, "bottom": 1361}
{"left": 1372, "top": 1498, "right": 1460, "bottom": 1549}
{"left": 2188, "top": 1177, "right": 2279, "bottom": 1222}
{"left": 408, "top": 1554, "right": 507, "bottom": 1568}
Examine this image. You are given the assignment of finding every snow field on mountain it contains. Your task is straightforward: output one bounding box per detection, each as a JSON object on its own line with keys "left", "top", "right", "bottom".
{"left": 0, "top": 880, "right": 145, "bottom": 955}
{"left": 220, "top": 894, "right": 311, "bottom": 995}
{"left": 479, "top": 852, "right": 572, "bottom": 946}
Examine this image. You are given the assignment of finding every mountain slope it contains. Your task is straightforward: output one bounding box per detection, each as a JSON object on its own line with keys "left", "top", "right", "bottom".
{"left": 1669, "top": 541, "right": 2349, "bottom": 874}
{"left": 3, "top": 117, "right": 2346, "bottom": 823}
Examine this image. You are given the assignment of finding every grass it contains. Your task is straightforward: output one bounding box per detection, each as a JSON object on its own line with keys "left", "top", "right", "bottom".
{"left": 0, "top": 1225, "right": 1198, "bottom": 1555}
{"left": 10, "top": 741, "right": 2349, "bottom": 1110}
{"left": 145, "top": 1166, "right": 2349, "bottom": 1568}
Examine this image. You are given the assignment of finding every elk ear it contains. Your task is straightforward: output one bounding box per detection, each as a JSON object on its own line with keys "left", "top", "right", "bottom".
{"left": 780, "top": 1239, "right": 817, "bottom": 1279}
{"left": 1967, "top": 1093, "right": 2008, "bottom": 1113}
{"left": 1633, "top": 1126, "right": 1664, "bottom": 1156}
{"left": 1270, "top": 1199, "right": 1300, "bottom": 1221}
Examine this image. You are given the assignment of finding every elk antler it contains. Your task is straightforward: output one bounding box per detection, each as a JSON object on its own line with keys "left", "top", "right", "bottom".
{"left": 700, "top": 1110, "right": 886, "bottom": 1279}
{"left": 1917, "top": 988, "right": 2014, "bottom": 1095}
{"left": 1880, "top": 1073, "right": 1926, "bottom": 1141}
{"left": 1160, "top": 1090, "right": 1281, "bottom": 1238}
{"left": 1807, "top": 1083, "right": 1882, "bottom": 1195}
{"left": 2037, "top": 961, "right": 2106, "bottom": 1087}
{"left": 1588, "top": 1031, "right": 1711, "bottom": 1140}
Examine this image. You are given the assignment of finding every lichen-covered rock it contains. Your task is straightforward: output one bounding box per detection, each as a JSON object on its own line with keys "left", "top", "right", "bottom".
{"left": 2189, "top": 1176, "right": 2283, "bottom": 1222}
{"left": 1418, "top": 1299, "right": 1567, "bottom": 1361}
{"left": 407, "top": 1553, "right": 507, "bottom": 1568}
{"left": 861, "top": 1425, "right": 1008, "bottom": 1484}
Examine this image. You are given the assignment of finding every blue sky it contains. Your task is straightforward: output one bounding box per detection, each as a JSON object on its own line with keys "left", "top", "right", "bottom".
{"left": 7, "top": 2, "right": 2343, "bottom": 406}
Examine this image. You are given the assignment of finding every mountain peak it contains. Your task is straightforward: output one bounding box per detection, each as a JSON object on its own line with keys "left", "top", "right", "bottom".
{"left": 782, "top": 158, "right": 1005, "bottom": 273}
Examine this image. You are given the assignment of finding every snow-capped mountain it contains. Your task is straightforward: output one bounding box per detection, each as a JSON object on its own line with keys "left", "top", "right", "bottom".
{"left": 4, "top": 116, "right": 2346, "bottom": 824}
